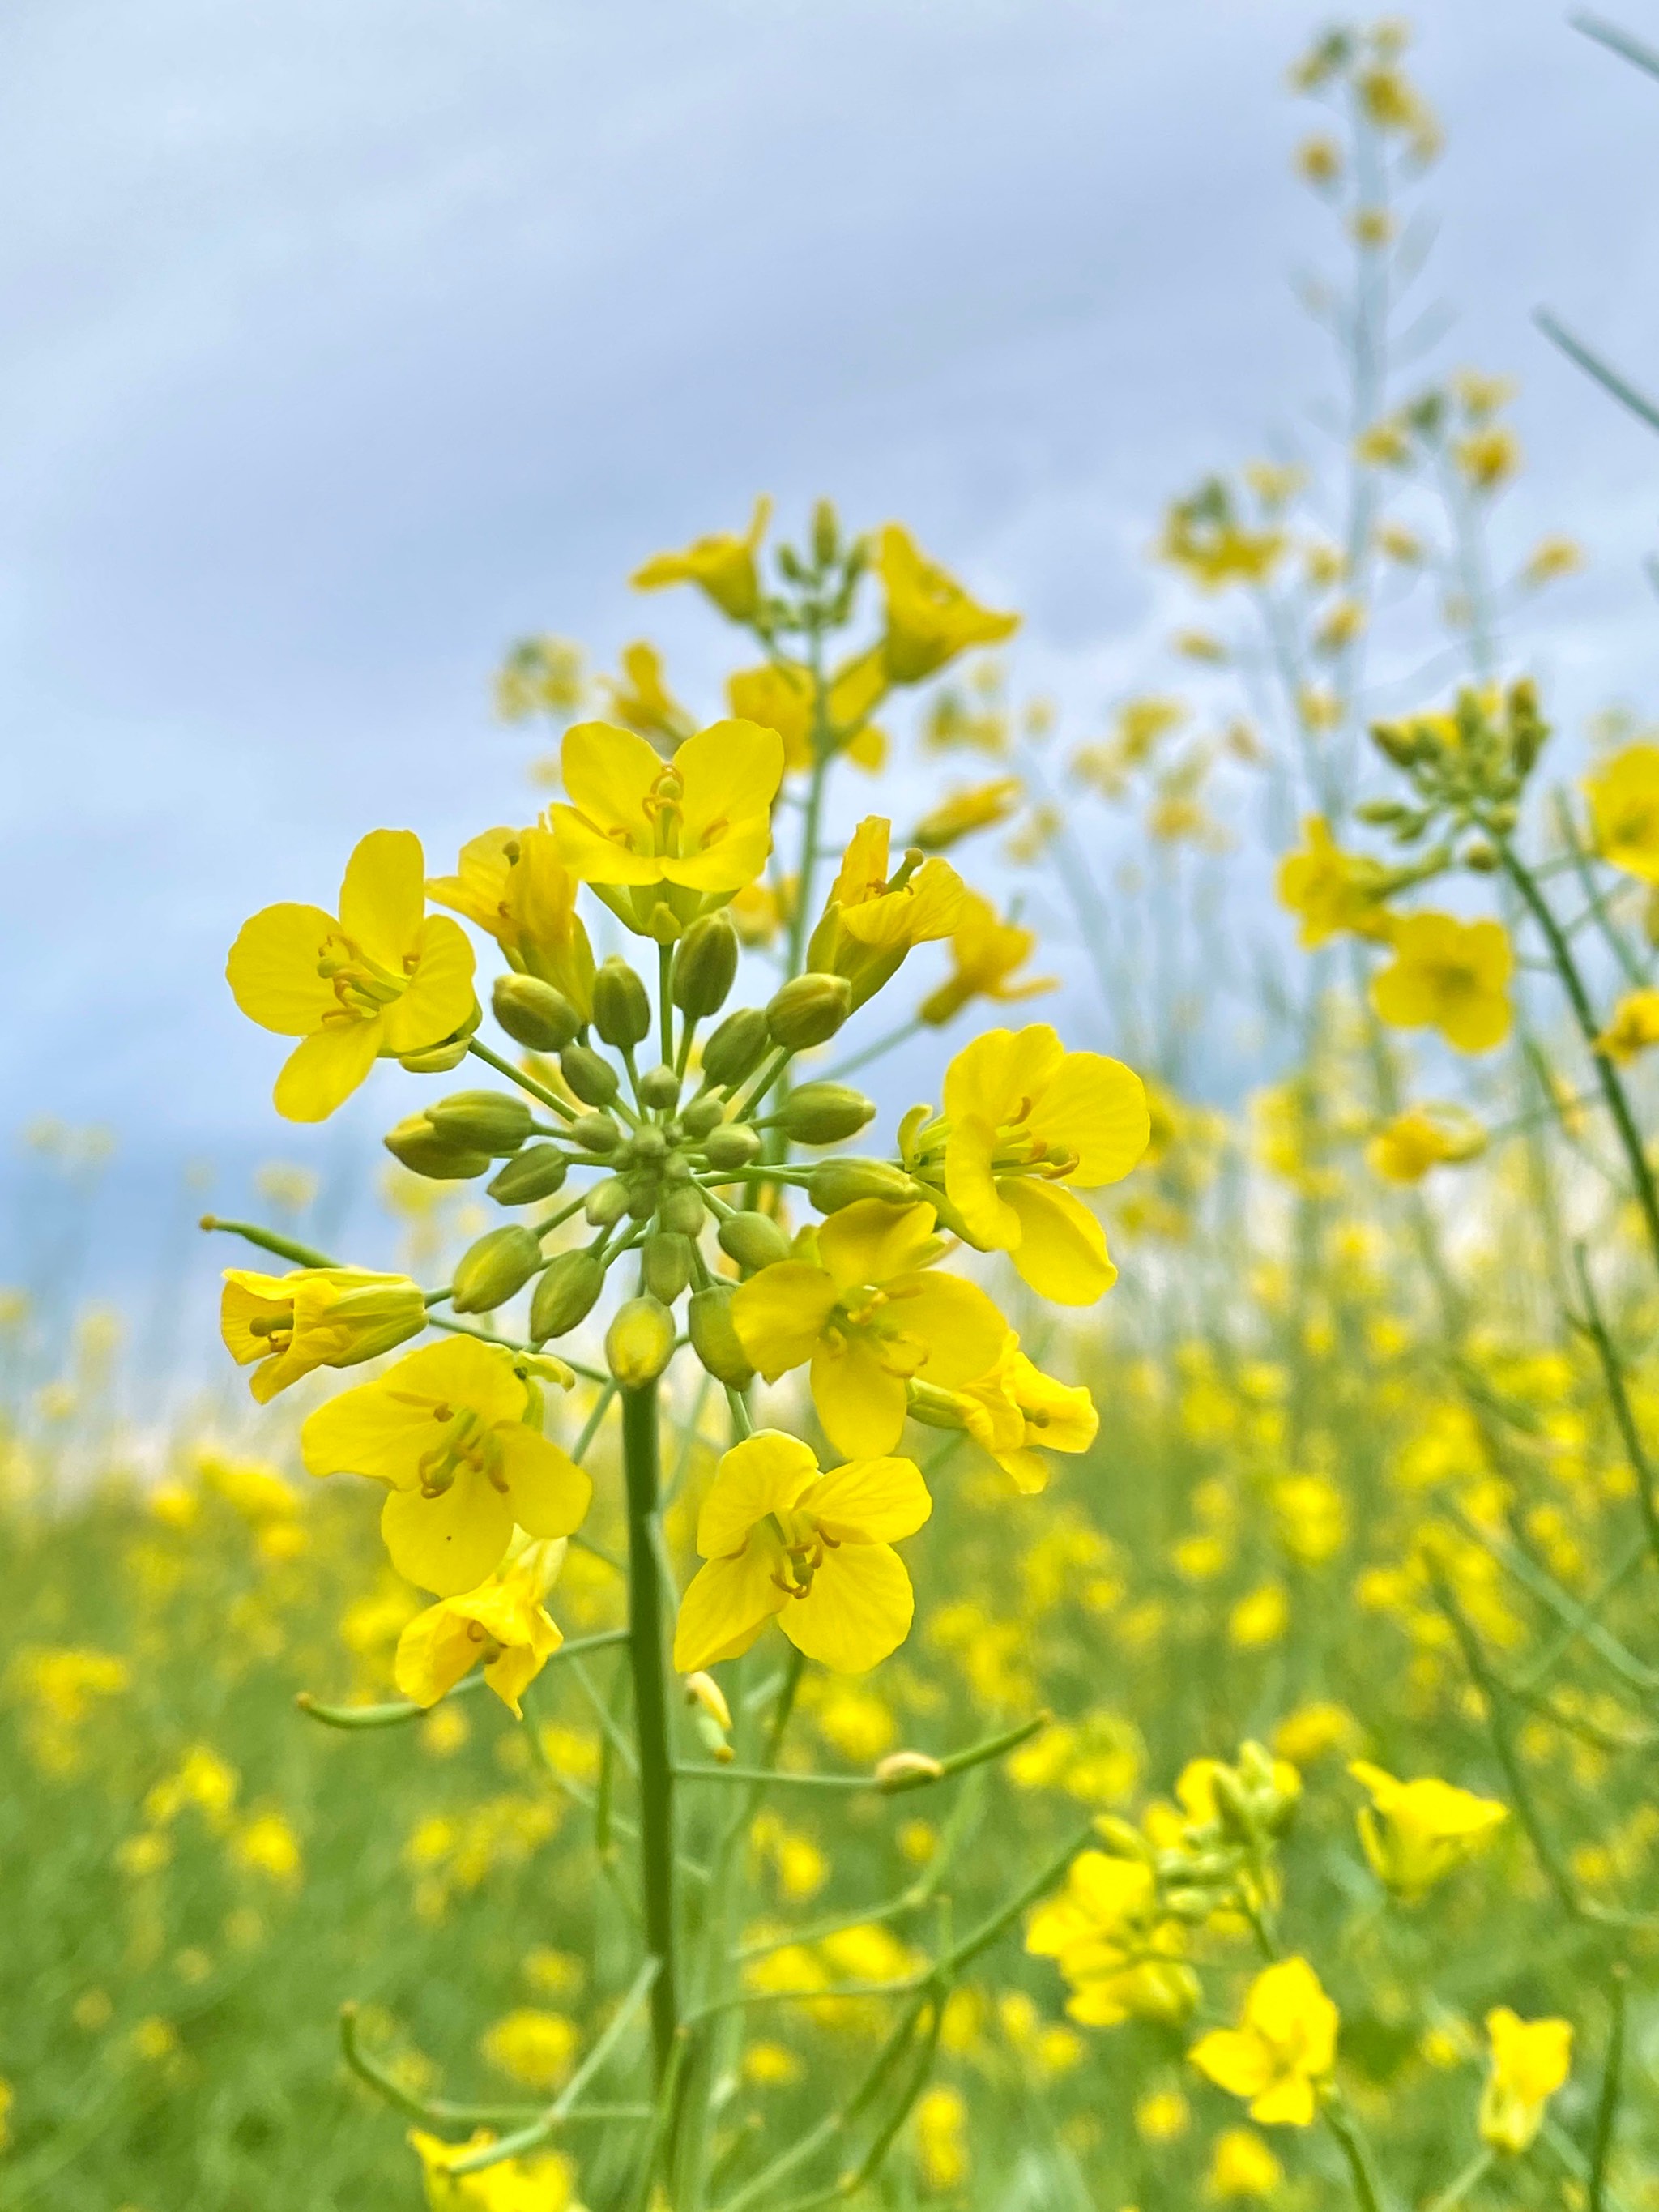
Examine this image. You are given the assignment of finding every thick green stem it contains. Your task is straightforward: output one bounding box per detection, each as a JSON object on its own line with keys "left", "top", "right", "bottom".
{"left": 622, "top": 1382, "right": 679, "bottom": 2083}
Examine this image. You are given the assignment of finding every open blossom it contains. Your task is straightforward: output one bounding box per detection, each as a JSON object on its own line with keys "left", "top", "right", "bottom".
{"left": 301, "top": 1338, "right": 591, "bottom": 1596}
{"left": 910, "top": 1330, "right": 1097, "bottom": 1494}
{"left": 631, "top": 496, "right": 771, "bottom": 621}
{"left": 1596, "top": 984, "right": 1659, "bottom": 1064}
{"left": 731, "top": 1200, "right": 1005, "bottom": 1458}
{"left": 410, "top": 2127, "right": 581, "bottom": 2212}
{"left": 220, "top": 1267, "right": 427, "bottom": 1404}
{"left": 1365, "top": 1104, "right": 1486, "bottom": 1183}
{"left": 1479, "top": 2008, "right": 1572, "bottom": 2153}
{"left": 1026, "top": 1850, "right": 1197, "bottom": 2029}
{"left": 396, "top": 1536, "right": 568, "bottom": 1719}
{"left": 1371, "top": 912, "right": 1512, "bottom": 1053}
{"left": 727, "top": 661, "right": 887, "bottom": 776}
{"left": 672, "top": 1431, "right": 932, "bottom": 1675}
{"left": 876, "top": 523, "right": 1019, "bottom": 684}
{"left": 919, "top": 890, "right": 1055, "bottom": 1027}
{"left": 806, "top": 817, "right": 965, "bottom": 1009}
{"left": 1349, "top": 1761, "right": 1507, "bottom": 1899}
{"left": 428, "top": 825, "right": 595, "bottom": 1019}
{"left": 227, "top": 831, "right": 476, "bottom": 1121}
{"left": 1276, "top": 816, "right": 1395, "bottom": 947}
{"left": 1189, "top": 1957, "right": 1338, "bottom": 2127}
{"left": 1585, "top": 743, "right": 1659, "bottom": 881}
{"left": 600, "top": 640, "right": 695, "bottom": 745}
{"left": 911, "top": 778, "right": 1023, "bottom": 853}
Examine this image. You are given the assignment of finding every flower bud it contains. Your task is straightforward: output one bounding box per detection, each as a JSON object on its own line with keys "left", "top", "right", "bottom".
{"left": 680, "top": 1095, "right": 725, "bottom": 1140}
{"left": 592, "top": 955, "right": 652, "bottom": 1049}
{"left": 584, "top": 1177, "right": 632, "bottom": 1228}
{"left": 398, "top": 1034, "right": 473, "bottom": 1074}
{"left": 383, "top": 1116, "right": 491, "bottom": 1181}
{"left": 808, "top": 1158, "right": 915, "bottom": 1212}
{"left": 904, "top": 1378, "right": 967, "bottom": 1431}
{"left": 688, "top": 1284, "right": 756, "bottom": 1388}
{"left": 672, "top": 912, "right": 740, "bottom": 1018}
{"left": 625, "top": 1169, "right": 662, "bottom": 1220}
{"left": 700, "top": 1007, "right": 770, "bottom": 1089}
{"left": 530, "top": 1249, "right": 605, "bottom": 1340}
{"left": 718, "top": 1210, "right": 791, "bottom": 1272}
{"left": 606, "top": 1295, "right": 676, "bottom": 1387}
{"left": 492, "top": 973, "right": 582, "bottom": 1053}
{"left": 569, "top": 1112, "right": 621, "bottom": 1155}
{"left": 704, "top": 1122, "right": 761, "bottom": 1172}
{"left": 659, "top": 1184, "right": 707, "bottom": 1237}
{"left": 875, "top": 1750, "right": 946, "bottom": 1793}
{"left": 766, "top": 972, "right": 852, "bottom": 1049}
{"left": 773, "top": 1083, "right": 876, "bottom": 1147}
{"left": 425, "top": 1089, "right": 533, "bottom": 1155}
{"left": 561, "top": 1045, "right": 620, "bottom": 1108}
{"left": 450, "top": 1225, "right": 543, "bottom": 1314}
{"left": 486, "top": 1144, "right": 570, "bottom": 1206}
{"left": 638, "top": 1063, "right": 682, "bottom": 1112}
{"left": 1091, "top": 1815, "right": 1155, "bottom": 1863}
{"left": 642, "top": 1231, "right": 692, "bottom": 1305}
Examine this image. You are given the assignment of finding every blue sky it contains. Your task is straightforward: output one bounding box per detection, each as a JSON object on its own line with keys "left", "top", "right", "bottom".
{"left": 4, "top": 0, "right": 1659, "bottom": 1277}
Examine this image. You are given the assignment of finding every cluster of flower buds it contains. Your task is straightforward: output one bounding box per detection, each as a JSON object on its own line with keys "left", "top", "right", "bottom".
{"left": 1363, "top": 680, "right": 1549, "bottom": 859}
{"left": 1094, "top": 1741, "right": 1302, "bottom": 1932}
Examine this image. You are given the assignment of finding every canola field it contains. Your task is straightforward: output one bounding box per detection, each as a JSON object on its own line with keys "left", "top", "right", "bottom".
{"left": 4, "top": 22, "right": 1659, "bottom": 2211}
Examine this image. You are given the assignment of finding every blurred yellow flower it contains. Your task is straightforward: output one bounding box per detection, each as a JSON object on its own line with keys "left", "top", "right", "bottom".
{"left": 876, "top": 523, "right": 1019, "bottom": 683}
{"left": 631, "top": 495, "right": 770, "bottom": 621}
{"left": 231, "top": 1812, "right": 304, "bottom": 1888}
{"left": 1371, "top": 913, "right": 1512, "bottom": 1053}
{"left": 1026, "top": 1850, "right": 1197, "bottom": 2029}
{"left": 1276, "top": 817, "right": 1394, "bottom": 947}
{"left": 219, "top": 1267, "right": 426, "bottom": 1405}
{"left": 228, "top": 831, "right": 477, "bottom": 1121}
{"left": 480, "top": 2008, "right": 578, "bottom": 2092}
{"left": 1366, "top": 1104, "right": 1486, "bottom": 1182}
{"left": 599, "top": 640, "right": 694, "bottom": 744}
{"left": 429, "top": 824, "right": 596, "bottom": 1018}
{"left": 806, "top": 817, "right": 966, "bottom": 1009}
{"left": 398, "top": 1537, "right": 569, "bottom": 1719}
{"left": 1273, "top": 1702, "right": 1364, "bottom": 1766}
{"left": 1455, "top": 426, "right": 1520, "bottom": 493}
{"left": 1350, "top": 1761, "right": 1506, "bottom": 1900}
{"left": 727, "top": 660, "right": 814, "bottom": 771}
{"left": 496, "top": 636, "right": 585, "bottom": 720}
{"left": 919, "top": 890, "right": 1055, "bottom": 1027}
{"left": 1205, "top": 2127, "right": 1284, "bottom": 2199}
{"left": 1478, "top": 2008, "right": 1572, "bottom": 2153}
{"left": 145, "top": 1745, "right": 239, "bottom": 1831}
{"left": 911, "top": 778, "right": 1023, "bottom": 853}
{"left": 1597, "top": 986, "right": 1659, "bottom": 1063}
{"left": 409, "top": 2127, "right": 581, "bottom": 2211}
{"left": 913, "top": 2084, "right": 970, "bottom": 2190}
{"left": 1135, "top": 2087, "right": 1189, "bottom": 2142}
{"left": 1189, "top": 1957, "right": 1337, "bottom": 2127}
{"left": 1587, "top": 743, "right": 1659, "bottom": 882}
{"left": 1522, "top": 535, "right": 1583, "bottom": 588}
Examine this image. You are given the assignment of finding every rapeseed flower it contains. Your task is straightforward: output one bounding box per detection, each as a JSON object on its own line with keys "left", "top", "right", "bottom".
{"left": 1478, "top": 2008, "right": 1572, "bottom": 2153}
{"left": 1366, "top": 1104, "right": 1486, "bottom": 1182}
{"left": 409, "top": 2128, "right": 582, "bottom": 2211}
{"left": 301, "top": 1338, "right": 591, "bottom": 1596}
{"left": 911, "top": 1329, "right": 1097, "bottom": 1493}
{"left": 1276, "top": 817, "right": 1395, "bottom": 947}
{"left": 1371, "top": 912, "right": 1512, "bottom": 1053}
{"left": 1349, "top": 1761, "right": 1507, "bottom": 1899}
{"left": 1189, "top": 1957, "right": 1337, "bottom": 2126}
{"left": 919, "top": 890, "right": 1055, "bottom": 1027}
{"left": 876, "top": 523, "right": 1018, "bottom": 684}
{"left": 1026, "top": 1850, "right": 1197, "bottom": 2028}
{"left": 1205, "top": 2128, "right": 1284, "bottom": 2199}
{"left": 1585, "top": 743, "right": 1659, "bottom": 882}
{"left": 397, "top": 1536, "right": 569, "bottom": 1717}
{"left": 672, "top": 1429, "right": 932, "bottom": 1674}
{"left": 220, "top": 1266, "right": 427, "bottom": 1404}
{"left": 632, "top": 496, "right": 770, "bottom": 621}
{"left": 911, "top": 778, "right": 1023, "bottom": 853}
{"left": 1597, "top": 984, "right": 1659, "bottom": 1063}
{"left": 805, "top": 817, "right": 966, "bottom": 1009}
{"left": 428, "top": 825, "right": 595, "bottom": 1018}
{"left": 599, "top": 641, "right": 694, "bottom": 745}
{"left": 228, "top": 831, "right": 477, "bottom": 1121}
{"left": 731, "top": 1199, "right": 1005, "bottom": 1457}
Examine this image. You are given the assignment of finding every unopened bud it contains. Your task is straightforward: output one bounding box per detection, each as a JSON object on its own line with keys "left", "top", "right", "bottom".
{"left": 812, "top": 497, "right": 840, "bottom": 568}
{"left": 530, "top": 1249, "right": 605, "bottom": 1340}
{"left": 592, "top": 955, "right": 652, "bottom": 1049}
{"left": 606, "top": 1295, "right": 676, "bottom": 1387}
{"left": 569, "top": 1112, "right": 621, "bottom": 1155}
{"left": 688, "top": 1284, "right": 756, "bottom": 1388}
{"left": 561, "top": 1045, "right": 620, "bottom": 1108}
{"left": 639, "top": 1063, "right": 682, "bottom": 1112}
{"left": 584, "top": 1177, "right": 632, "bottom": 1228}
{"left": 766, "top": 971, "right": 852, "bottom": 1049}
{"left": 625, "top": 1169, "right": 662, "bottom": 1220}
{"left": 680, "top": 1095, "right": 725, "bottom": 1140}
{"left": 683, "top": 1669, "right": 733, "bottom": 1730}
{"left": 426, "top": 1089, "right": 533, "bottom": 1155}
{"left": 451, "top": 1225, "right": 543, "bottom": 1314}
{"left": 398, "top": 1034, "right": 473, "bottom": 1074}
{"left": 808, "top": 1157, "right": 914, "bottom": 1212}
{"left": 492, "top": 973, "right": 581, "bottom": 1053}
{"left": 718, "top": 1210, "right": 791, "bottom": 1272}
{"left": 875, "top": 1750, "right": 945, "bottom": 1793}
{"left": 659, "top": 1184, "right": 706, "bottom": 1237}
{"left": 774, "top": 1083, "right": 876, "bottom": 1146}
{"left": 487, "top": 1144, "right": 570, "bottom": 1205}
{"left": 701, "top": 1007, "right": 770, "bottom": 1089}
{"left": 384, "top": 1116, "right": 491, "bottom": 1181}
{"left": 1209, "top": 1765, "right": 1256, "bottom": 1845}
{"left": 1091, "top": 1814, "right": 1155, "bottom": 1862}
{"left": 642, "top": 1232, "right": 692, "bottom": 1305}
{"left": 672, "top": 912, "right": 740, "bottom": 1018}
{"left": 704, "top": 1122, "right": 761, "bottom": 1172}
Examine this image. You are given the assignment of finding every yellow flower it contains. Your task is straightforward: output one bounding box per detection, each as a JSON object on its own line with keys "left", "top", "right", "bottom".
{"left": 1587, "top": 744, "right": 1659, "bottom": 881}
{"left": 1597, "top": 985, "right": 1659, "bottom": 1063}
{"left": 805, "top": 818, "right": 966, "bottom": 1010}
{"left": 1455, "top": 426, "right": 1520, "bottom": 493}
{"left": 220, "top": 1267, "right": 428, "bottom": 1405}
{"left": 410, "top": 2128, "right": 581, "bottom": 2212}
{"left": 1522, "top": 535, "right": 1583, "bottom": 588}
{"left": 919, "top": 890, "right": 1056, "bottom": 1027}
{"left": 599, "top": 640, "right": 694, "bottom": 744}
{"left": 631, "top": 496, "right": 770, "bottom": 621}
{"left": 1371, "top": 913, "right": 1512, "bottom": 1053}
{"left": 1026, "top": 1850, "right": 1197, "bottom": 2029}
{"left": 1273, "top": 1702, "right": 1364, "bottom": 1766}
{"left": 911, "top": 778, "right": 1023, "bottom": 853}
{"left": 672, "top": 1429, "right": 932, "bottom": 1674}
{"left": 907, "top": 1023, "right": 1149, "bottom": 1304}
{"left": 546, "top": 719, "right": 784, "bottom": 937}
{"left": 876, "top": 523, "right": 1019, "bottom": 684}
{"left": 1479, "top": 2008, "right": 1572, "bottom": 2153}
{"left": 728, "top": 660, "right": 815, "bottom": 771}
{"left": 731, "top": 1200, "right": 1006, "bottom": 1457}
{"left": 480, "top": 2008, "right": 579, "bottom": 2092}
{"left": 428, "top": 825, "right": 596, "bottom": 1018}
{"left": 231, "top": 1811, "right": 304, "bottom": 1887}
{"left": 496, "top": 636, "right": 584, "bottom": 720}
{"left": 914, "top": 2084, "right": 970, "bottom": 2190}
{"left": 1366, "top": 1104, "right": 1486, "bottom": 1182}
{"left": 227, "top": 831, "right": 477, "bottom": 1121}
{"left": 301, "top": 1338, "right": 591, "bottom": 1596}
{"left": 1349, "top": 1761, "right": 1506, "bottom": 1901}
{"left": 1189, "top": 1957, "right": 1337, "bottom": 2127}
{"left": 397, "top": 1537, "right": 568, "bottom": 1718}
{"left": 915, "top": 1329, "right": 1097, "bottom": 1493}
{"left": 1161, "top": 484, "right": 1284, "bottom": 591}
{"left": 1205, "top": 2127, "right": 1285, "bottom": 2200}
{"left": 1276, "top": 817, "right": 1394, "bottom": 947}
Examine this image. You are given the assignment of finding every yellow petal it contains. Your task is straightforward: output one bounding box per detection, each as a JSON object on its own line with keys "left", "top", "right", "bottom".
{"left": 943, "top": 1024, "right": 1066, "bottom": 1130}
{"left": 226, "top": 903, "right": 341, "bottom": 1035}
{"left": 394, "top": 1335, "right": 531, "bottom": 1427}
{"left": 495, "top": 1427, "right": 593, "bottom": 1539}
{"left": 674, "top": 720, "right": 785, "bottom": 844}
{"left": 273, "top": 1022, "right": 381, "bottom": 1122}
{"left": 484, "top": 1623, "right": 560, "bottom": 1718}
{"left": 426, "top": 827, "right": 514, "bottom": 935}
{"left": 880, "top": 1271, "right": 1007, "bottom": 1390}
{"left": 781, "top": 1542, "right": 914, "bottom": 1672}
{"left": 1249, "top": 2077, "right": 1317, "bottom": 2127}
{"left": 381, "top": 1466, "right": 513, "bottom": 1597}
{"left": 817, "top": 1200, "right": 940, "bottom": 1292}
{"left": 944, "top": 1116, "right": 1017, "bottom": 1249}
{"left": 547, "top": 801, "right": 663, "bottom": 886}
{"left": 697, "top": 1430, "right": 820, "bottom": 1558}
{"left": 394, "top": 1600, "right": 477, "bottom": 1708}
{"left": 1003, "top": 1181, "right": 1116, "bottom": 1304}
{"left": 1189, "top": 2028, "right": 1274, "bottom": 2101}
{"left": 1034, "top": 1053, "right": 1150, "bottom": 1185}
{"left": 379, "top": 916, "right": 477, "bottom": 1055}
{"left": 673, "top": 1541, "right": 788, "bottom": 1671}
{"left": 810, "top": 1335, "right": 908, "bottom": 1457}
{"left": 561, "top": 720, "right": 663, "bottom": 836}
{"left": 339, "top": 830, "right": 426, "bottom": 970}
{"left": 731, "top": 1265, "right": 840, "bottom": 1381}
{"left": 301, "top": 1374, "right": 435, "bottom": 1488}
{"left": 661, "top": 810, "right": 774, "bottom": 894}
{"left": 806, "top": 1454, "right": 932, "bottom": 1544}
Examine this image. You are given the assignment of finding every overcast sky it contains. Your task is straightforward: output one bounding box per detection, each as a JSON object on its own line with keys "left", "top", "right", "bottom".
{"left": 4, "top": 0, "right": 1659, "bottom": 1284}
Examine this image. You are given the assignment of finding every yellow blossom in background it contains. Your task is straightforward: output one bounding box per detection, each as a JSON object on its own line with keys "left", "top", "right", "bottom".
{"left": 1135, "top": 2088, "right": 1189, "bottom": 2142}
{"left": 397, "top": 1537, "right": 569, "bottom": 1718}
{"left": 301, "top": 1337, "right": 591, "bottom": 1596}
{"left": 227, "top": 831, "right": 478, "bottom": 1121}
{"left": 919, "top": 890, "right": 1055, "bottom": 1027}
{"left": 219, "top": 1266, "right": 427, "bottom": 1405}
{"left": 1366, "top": 1104, "right": 1486, "bottom": 1182}
{"left": 876, "top": 523, "right": 1019, "bottom": 683}
{"left": 911, "top": 777, "right": 1023, "bottom": 854}
{"left": 727, "top": 876, "right": 790, "bottom": 950}
{"left": 1596, "top": 986, "right": 1659, "bottom": 1063}
{"left": 428, "top": 824, "right": 596, "bottom": 1018}
{"left": 1350, "top": 1762, "right": 1506, "bottom": 1900}
{"left": 631, "top": 496, "right": 770, "bottom": 621}
{"left": 409, "top": 2127, "right": 582, "bottom": 2211}
{"left": 1026, "top": 1850, "right": 1197, "bottom": 2029}
{"left": 913, "top": 2085, "right": 970, "bottom": 2191}
{"left": 673, "top": 1431, "right": 930, "bottom": 1675}
{"left": 1586, "top": 744, "right": 1659, "bottom": 882}
{"left": 145, "top": 1744, "right": 239, "bottom": 1831}
{"left": 806, "top": 817, "right": 966, "bottom": 1008}
{"left": 1478, "top": 2009, "right": 1572, "bottom": 2154}
{"left": 1189, "top": 1957, "right": 1337, "bottom": 2127}
{"left": 1371, "top": 912, "right": 1512, "bottom": 1053}
{"left": 1205, "top": 2128, "right": 1285, "bottom": 2199}
{"left": 1273, "top": 1702, "right": 1365, "bottom": 1766}
{"left": 480, "top": 2009, "right": 579, "bottom": 2092}
{"left": 496, "top": 636, "right": 585, "bottom": 721}
{"left": 197, "top": 1449, "right": 300, "bottom": 1523}
{"left": 1270, "top": 1474, "right": 1346, "bottom": 1565}
{"left": 599, "top": 641, "right": 694, "bottom": 745}
{"left": 1297, "top": 133, "right": 1341, "bottom": 185}
{"left": 1455, "top": 425, "right": 1520, "bottom": 493}
{"left": 1521, "top": 535, "right": 1582, "bottom": 587}
{"left": 231, "top": 1812, "right": 304, "bottom": 1888}
{"left": 1276, "top": 817, "right": 1394, "bottom": 947}
{"left": 727, "top": 660, "right": 815, "bottom": 771}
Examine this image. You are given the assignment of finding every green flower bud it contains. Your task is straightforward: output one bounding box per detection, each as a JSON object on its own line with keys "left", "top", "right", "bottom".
{"left": 569, "top": 1112, "right": 622, "bottom": 1155}
{"left": 672, "top": 911, "right": 740, "bottom": 1017}
{"left": 425, "top": 1089, "right": 533, "bottom": 1155}
{"left": 703, "top": 1122, "right": 761, "bottom": 1172}
{"left": 629, "top": 1124, "right": 668, "bottom": 1164}
{"left": 689, "top": 1284, "right": 756, "bottom": 1389}
{"left": 492, "top": 973, "right": 582, "bottom": 1053}
{"left": 625, "top": 1170, "right": 662, "bottom": 1221}
{"left": 638, "top": 1062, "right": 683, "bottom": 1112}
{"left": 700, "top": 1007, "right": 770, "bottom": 1089}
{"left": 642, "top": 1231, "right": 692, "bottom": 1304}
{"left": 530, "top": 1249, "right": 606, "bottom": 1340}
{"left": 659, "top": 1185, "right": 707, "bottom": 1237}
{"left": 397, "top": 1034, "right": 473, "bottom": 1074}
{"left": 485, "top": 1144, "right": 570, "bottom": 1206}
{"left": 808, "top": 1158, "right": 915, "bottom": 1212}
{"left": 774, "top": 1082, "right": 876, "bottom": 1147}
{"left": 718, "top": 1210, "right": 791, "bottom": 1272}
{"left": 766, "top": 971, "right": 852, "bottom": 1049}
{"left": 383, "top": 1115, "right": 491, "bottom": 1181}
{"left": 585, "top": 1177, "right": 632, "bottom": 1228}
{"left": 592, "top": 954, "right": 652, "bottom": 1049}
{"left": 606, "top": 1295, "right": 676, "bottom": 1388}
{"left": 450, "top": 1224, "right": 543, "bottom": 1315}
{"left": 680, "top": 1094, "right": 725, "bottom": 1140}
{"left": 561, "top": 1045, "right": 620, "bottom": 1108}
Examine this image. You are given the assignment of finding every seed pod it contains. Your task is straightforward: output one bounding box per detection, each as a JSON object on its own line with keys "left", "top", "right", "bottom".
{"left": 638, "top": 1062, "right": 682, "bottom": 1112}
{"left": 642, "top": 1231, "right": 692, "bottom": 1305}
{"left": 486, "top": 1144, "right": 570, "bottom": 1206}
{"left": 383, "top": 1115, "right": 491, "bottom": 1181}
{"left": 774, "top": 1083, "right": 876, "bottom": 1147}
{"left": 672, "top": 911, "right": 740, "bottom": 1017}
{"left": 766, "top": 972, "right": 851, "bottom": 1049}
{"left": 700, "top": 1007, "right": 770, "bottom": 1088}
{"left": 561, "top": 1045, "right": 620, "bottom": 1108}
{"left": 426, "top": 1089, "right": 534, "bottom": 1155}
{"left": 703, "top": 1122, "right": 761, "bottom": 1172}
{"left": 659, "top": 1184, "right": 706, "bottom": 1237}
{"left": 530, "top": 1249, "right": 606, "bottom": 1340}
{"left": 450, "top": 1224, "right": 542, "bottom": 1314}
{"left": 680, "top": 1094, "right": 725, "bottom": 1140}
{"left": 689, "top": 1284, "right": 756, "bottom": 1388}
{"left": 606, "top": 1296, "right": 676, "bottom": 1387}
{"left": 492, "top": 973, "right": 582, "bottom": 1053}
{"left": 584, "top": 1177, "right": 632, "bottom": 1228}
{"left": 718, "top": 1210, "right": 791, "bottom": 1272}
{"left": 569, "top": 1112, "right": 621, "bottom": 1155}
{"left": 808, "top": 1158, "right": 915, "bottom": 1213}
{"left": 592, "top": 955, "right": 652, "bottom": 1049}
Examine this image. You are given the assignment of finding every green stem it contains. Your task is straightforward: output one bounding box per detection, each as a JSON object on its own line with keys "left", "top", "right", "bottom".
{"left": 1570, "top": 1244, "right": 1659, "bottom": 1575}
{"left": 468, "top": 1036, "right": 575, "bottom": 1121}
{"left": 1323, "top": 2095, "right": 1387, "bottom": 2212}
{"left": 1589, "top": 1969, "right": 1628, "bottom": 2212}
{"left": 199, "top": 1215, "right": 335, "bottom": 1269}
{"left": 622, "top": 1382, "right": 680, "bottom": 2085}
{"left": 1424, "top": 2147, "right": 1492, "bottom": 2212}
